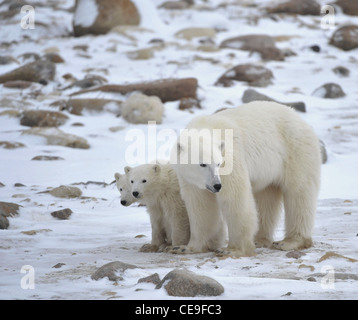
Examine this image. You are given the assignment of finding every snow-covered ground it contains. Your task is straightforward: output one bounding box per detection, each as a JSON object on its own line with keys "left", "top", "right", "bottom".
{"left": 0, "top": 0, "right": 357, "bottom": 300}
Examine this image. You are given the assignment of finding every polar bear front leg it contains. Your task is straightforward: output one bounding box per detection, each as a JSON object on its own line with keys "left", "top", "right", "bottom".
{"left": 169, "top": 184, "right": 224, "bottom": 254}
{"left": 140, "top": 203, "right": 168, "bottom": 252}
{"left": 216, "top": 187, "right": 258, "bottom": 257}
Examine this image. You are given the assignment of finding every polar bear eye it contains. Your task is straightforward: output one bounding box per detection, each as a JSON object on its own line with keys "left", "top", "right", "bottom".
{"left": 200, "top": 163, "right": 207, "bottom": 167}
{"left": 119, "top": 188, "right": 123, "bottom": 191}
{"left": 131, "top": 180, "right": 133, "bottom": 184}
{"left": 142, "top": 179, "right": 147, "bottom": 183}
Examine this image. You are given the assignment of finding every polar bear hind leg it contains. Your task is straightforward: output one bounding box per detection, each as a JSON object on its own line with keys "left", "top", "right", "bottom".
{"left": 254, "top": 185, "right": 283, "bottom": 248}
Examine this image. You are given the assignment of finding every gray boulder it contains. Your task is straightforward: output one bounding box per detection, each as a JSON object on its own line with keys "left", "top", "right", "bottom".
{"left": 156, "top": 268, "right": 224, "bottom": 297}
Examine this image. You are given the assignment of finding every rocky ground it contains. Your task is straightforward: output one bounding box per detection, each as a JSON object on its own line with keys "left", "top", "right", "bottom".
{"left": 0, "top": 0, "right": 358, "bottom": 300}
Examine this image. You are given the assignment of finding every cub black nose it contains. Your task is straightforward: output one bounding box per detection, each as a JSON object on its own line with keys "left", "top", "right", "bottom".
{"left": 213, "top": 184, "right": 222, "bottom": 191}
{"left": 121, "top": 200, "right": 127, "bottom": 206}
{"left": 132, "top": 191, "right": 139, "bottom": 198}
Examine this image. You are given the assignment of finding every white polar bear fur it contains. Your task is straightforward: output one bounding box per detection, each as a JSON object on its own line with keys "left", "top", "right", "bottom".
{"left": 121, "top": 92, "right": 164, "bottom": 124}
{"left": 170, "top": 101, "right": 321, "bottom": 256}
{"left": 124, "top": 163, "right": 190, "bottom": 251}
{"left": 114, "top": 172, "right": 136, "bottom": 207}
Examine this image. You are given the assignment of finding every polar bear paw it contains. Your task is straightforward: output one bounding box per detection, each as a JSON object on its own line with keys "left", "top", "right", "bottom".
{"left": 165, "top": 245, "right": 198, "bottom": 254}
{"left": 139, "top": 243, "right": 159, "bottom": 253}
{"left": 272, "top": 237, "right": 312, "bottom": 251}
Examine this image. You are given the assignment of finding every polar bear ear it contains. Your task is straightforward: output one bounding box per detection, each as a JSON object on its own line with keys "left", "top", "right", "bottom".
{"left": 114, "top": 172, "right": 121, "bottom": 181}
{"left": 124, "top": 166, "right": 131, "bottom": 174}
{"left": 152, "top": 164, "right": 161, "bottom": 173}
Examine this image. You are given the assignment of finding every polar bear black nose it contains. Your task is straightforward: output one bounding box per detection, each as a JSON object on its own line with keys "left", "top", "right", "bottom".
{"left": 132, "top": 191, "right": 139, "bottom": 198}
{"left": 121, "top": 200, "right": 127, "bottom": 206}
{"left": 213, "top": 184, "right": 222, "bottom": 191}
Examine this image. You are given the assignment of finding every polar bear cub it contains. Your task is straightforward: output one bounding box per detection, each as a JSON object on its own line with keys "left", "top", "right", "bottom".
{"left": 114, "top": 172, "right": 136, "bottom": 207}
{"left": 124, "top": 162, "right": 190, "bottom": 252}
{"left": 170, "top": 101, "right": 321, "bottom": 256}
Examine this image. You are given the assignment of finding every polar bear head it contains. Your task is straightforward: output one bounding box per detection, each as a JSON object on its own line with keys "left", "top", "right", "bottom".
{"left": 114, "top": 172, "right": 136, "bottom": 206}
{"left": 170, "top": 127, "right": 230, "bottom": 193}
{"left": 124, "top": 164, "right": 161, "bottom": 200}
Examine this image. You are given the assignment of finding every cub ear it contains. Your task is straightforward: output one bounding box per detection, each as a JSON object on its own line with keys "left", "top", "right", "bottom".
{"left": 152, "top": 164, "right": 161, "bottom": 173}
{"left": 124, "top": 166, "right": 131, "bottom": 174}
{"left": 114, "top": 172, "right": 121, "bottom": 181}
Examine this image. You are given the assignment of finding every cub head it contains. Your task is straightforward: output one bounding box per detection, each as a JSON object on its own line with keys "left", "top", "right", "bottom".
{"left": 170, "top": 128, "right": 226, "bottom": 193}
{"left": 124, "top": 164, "right": 161, "bottom": 200}
{"left": 114, "top": 172, "right": 136, "bottom": 206}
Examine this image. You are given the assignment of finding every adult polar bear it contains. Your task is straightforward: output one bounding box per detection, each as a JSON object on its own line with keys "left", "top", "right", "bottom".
{"left": 170, "top": 101, "right": 321, "bottom": 256}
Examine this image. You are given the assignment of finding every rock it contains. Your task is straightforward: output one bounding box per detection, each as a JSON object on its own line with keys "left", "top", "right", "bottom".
{"left": 53, "top": 98, "right": 122, "bottom": 116}
{"left": 51, "top": 208, "right": 73, "bottom": 220}
{"left": 329, "top": 25, "right": 358, "bottom": 51}
{"left": 0, "top": 59, "right": 56, "bottom": 84}
{"left": 286, "top": 250, "right": 306, "bottom": 259}
{"left": 22, "top": 127, "right": 90, "bottom": 149}
{"left": 215, "top": 64, "right": 273, "bottom": 87}
{"left": 312, "top": 83, "right": 346, "bottom": 99}
{"left": 178, "top": 97, "right": 201, "bottom": 110}
{"left": 155, "top": 268, "right": 224, "bottom": 297}
{"left": 138, "top": 273, "right": 161, "bottom": 286}
{"left": 43, "top": 53, "right": 65, "bottom": 63}
{"left": 3, "top": 80, "right": 33, "bottom": 89}
{"left": 73, "top": 0, "right": 140, "bottom": 37}
{"left": 121, "top": 93, "right": 164, "bottom": 124}
{"left": 159, "top": 1, "right": 192, "bottom": 10}
{"left": 0, "top": 141, "right": 26, "bottom": 149}
{"left": 220, "top": 34, "right": 284, "bottom": 61}
{"left": 31, "top": 155, "right": 65, "bottom": 161}
{"left": 334, "top": 0, "right": 358, "bottom": 16}
{"left": 71, "top": 78, "right": 198, "bottom": 102}
{"left": 0, "top": 201, "right": 22, "bottom": 217}
{"left": 126, "top": 48, "right": 154, "bottom": 60}
{"left": 91, "top": 261, "right": 138, "bottom": 281}
{"left": 242, "top": 88, "right": 306, "bottom": 112}
{"left": 52, "top": 263, "right": 66, "bottom": 268}
{"left": 0, "top": 215, "right": 9, "bottom": 229}
{"left": 62, "top": 75, "right": 107, "bottom": 90}
{"left": 332, "top": 66, "right": 350, "bottom": 77}
{"left": 175, "top": 27, "right": 216, "bottom": 40}
{"left": 0, "top": 55, "right": 18, "bottom": 65}
{"left": 320, "top": 140, "right": 328, "bottom": 164}
{"left": 266, "top": 0, "right": 321, "bottom": 15}
{"left": 49, "top": 186, "right": 82, "bottom": 198}
{"left": 20, "top": 110, "right": 69, "bottom": 127}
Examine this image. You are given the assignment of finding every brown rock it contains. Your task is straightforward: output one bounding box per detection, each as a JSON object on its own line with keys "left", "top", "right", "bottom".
{"left": 155, "top": 269, "right": 224, "bottom": 297}
{"left": 0, "top": 141, "right": 26, "bottom": 149}
{"left": 71, "top": 78, "right": 198, "bottom": 102}
{"left": 216, "top": 64, "right": 273, "bottom": 87}
{"left": 3, "top": 80, "right": 33, "bottom": 89}
{"left": 20, "top": 110, "right": 69, "bottom": 127}
{"left": 0, "top": 59, "right": 56, "bottom": 84}
{"left": 335, "top": 0, "right": 358, "bottom": 16}
{"left": 54, "top": 98, "right": 122, "bottom": 115}
{"left": 49, "top": 186, "right": 82, "bottom": 198}
{"left": 220, "top": 34, "right": 284, "bottom": 61}
{"left": 267, "top": 0, "right": 321, "bottom": 15}
{"left": 31, "top": 155, "right": 65, "bottom": 161}
{"left": 51, "top": 208, "right": 73, "bottom": 220}
{"left": 138, "top": 273, "right": 161, "bottom": 286}
{"left": 22, "top": 127, "right": 90, "bottom": 149}
{"left": 330, "top": 25, "right": 358, "bottom": 51}
{"left": 91, "top": 261, "right": 138, "bottom": 281}
{"left": 241, "top": 88, "right": 306, "bottom": 112}
{"left": 0, "top": 201, "right": 22, "bottom": 217}
{"left": 73, "top": 0, "right": 140, "bottom": 37}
